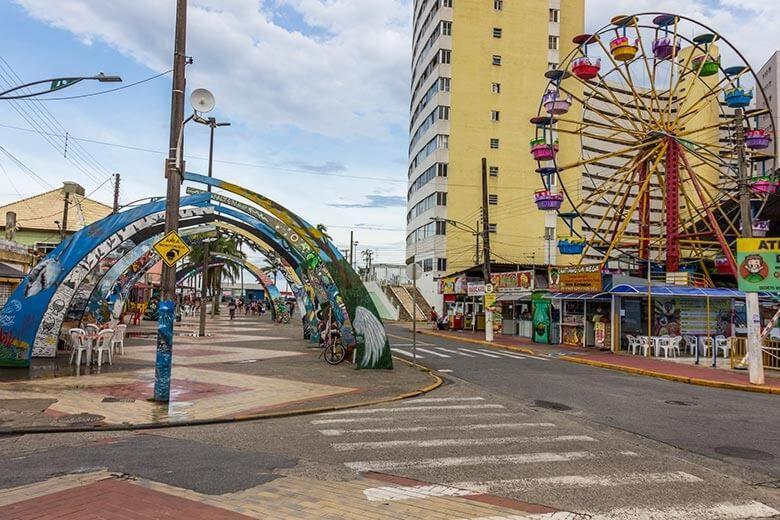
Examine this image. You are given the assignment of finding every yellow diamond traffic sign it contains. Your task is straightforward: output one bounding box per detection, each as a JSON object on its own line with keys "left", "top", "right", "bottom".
{"left": 153, "top": 231, "right": 191, "bottom": 268}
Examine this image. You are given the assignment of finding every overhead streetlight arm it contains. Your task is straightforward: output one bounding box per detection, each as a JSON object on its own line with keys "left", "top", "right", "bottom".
{"left": 0, "top": 73, "right": 123, "bottom": 100}
{"left": 430, "top": 216, "right": 478, "bottom": 235}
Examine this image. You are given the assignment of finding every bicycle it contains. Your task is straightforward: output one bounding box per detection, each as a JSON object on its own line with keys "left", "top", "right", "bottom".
{"left": 319, "top": 325, "right": 346, "bottom": 365}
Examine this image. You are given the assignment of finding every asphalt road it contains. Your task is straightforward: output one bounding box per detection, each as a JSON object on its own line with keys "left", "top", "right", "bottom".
{"left": 385, "top": 323, "right": 780, "bottom": 480}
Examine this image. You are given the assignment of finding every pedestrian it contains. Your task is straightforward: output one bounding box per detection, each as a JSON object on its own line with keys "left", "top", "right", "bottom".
{"left": 228, "top": 298, "right": 237, "bottom": 320}
{"left": 430, "top": 308, "right": 438, "bottom": 330}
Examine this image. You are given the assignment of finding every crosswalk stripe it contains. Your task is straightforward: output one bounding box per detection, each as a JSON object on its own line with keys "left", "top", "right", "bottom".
{"left": 319, "top": 422, "right": 555, "bottom": 436}
{"left": 405, "top": 397, "right": 485, "bottom": 403}
{"left": 451, "top": 471, "right": 702, "bottom": 494}
{"left": 415, "top": 347, "right": 450, "bottom": 358}
{"left": 322, "top": 404, "right": 504, "bottom": 415}
{"left": 466, "top": 349, "right": 502, "bottom": 358}
{"left": 311, "top": 412, "right": 524, "bottom": 425}
{"left": 587, "top": 501, "right": 780, "bottom": 520}
{"left": 363, "top": 484, "right": 474, "bottom": 502}
{"left": 434, "top": 347, "right": 475, "bottom": 357}
{"left": 480, "top": 349, "right": 527, "bottom": 359}
{"left": 331, "top": 435, "right": 596, "bottom": 451}
{"left": 344, "top": 450, "right": 639, "bottom": 472}
{"left": 391, "top": 348, "right": 421, "bottom": 358}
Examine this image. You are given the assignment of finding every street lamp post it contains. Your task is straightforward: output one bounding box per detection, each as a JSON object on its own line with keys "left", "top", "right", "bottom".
{"left": 0, "top": 73, "right": 122, "bottom": 100}
{"left": 195, "top": 116, "right": 230, "bottom": 337}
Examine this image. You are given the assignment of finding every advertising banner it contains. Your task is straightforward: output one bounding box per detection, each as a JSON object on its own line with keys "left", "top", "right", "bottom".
{"left": 550, "top": 264, "right": 603, "bottom": 293}
{"left": 490, "top": 271, "right": 534, "bottom": 292}
{"left": 737, "top": 238, "right": 780, "bottom": 292}
{"left": 467, "top": 282, "right": 486, "bottom": 297}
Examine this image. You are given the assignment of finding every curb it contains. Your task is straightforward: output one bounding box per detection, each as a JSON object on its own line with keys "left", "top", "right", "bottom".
{"left": 560, "top": 355, "right": 780, "bottom": 395}
{"left": 0, "top": 358, "right": 443, "bottom": 436}
{"left": 415, "top": 328, "right": 539, "bottom": 356}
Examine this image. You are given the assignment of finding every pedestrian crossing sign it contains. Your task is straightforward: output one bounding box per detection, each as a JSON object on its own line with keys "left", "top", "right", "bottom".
{"left": 153, "top": 231, "right": 191, "bottom": 267}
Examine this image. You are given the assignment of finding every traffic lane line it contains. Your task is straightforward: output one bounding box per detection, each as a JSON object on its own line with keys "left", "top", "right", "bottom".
{"left": 322, "top": 404, "right": 505, "bottom": 415}
{"left": 332, "top": 435, "right": 597, "bottom": 451}
{"left": 319, "top": 422, "right": 552, "bottom": 436}
{"left": 344, "top": 450, "right": 639, "bottom": 472}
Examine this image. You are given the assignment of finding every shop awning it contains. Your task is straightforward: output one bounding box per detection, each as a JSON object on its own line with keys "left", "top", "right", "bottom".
{"left": 608, "top": 284, "right": 777, "bottom": 299}
{"left": 496, "top": 291, "right": 533, "bottom": 302}
{"left": 544, "top": 292, "right": 610, "bottom": 300}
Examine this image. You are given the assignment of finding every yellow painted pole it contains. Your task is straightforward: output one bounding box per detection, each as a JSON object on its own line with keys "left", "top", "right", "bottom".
{"left": 706, "top": 296, "right": 711, "bottom": 366}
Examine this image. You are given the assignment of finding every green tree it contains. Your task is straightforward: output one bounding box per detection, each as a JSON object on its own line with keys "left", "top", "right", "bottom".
{"left": 188, "top": 234, "right": 246, "bottom": 315}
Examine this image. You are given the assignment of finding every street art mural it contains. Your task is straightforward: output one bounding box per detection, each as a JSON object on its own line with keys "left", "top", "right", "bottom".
{"left": 0, "top": 179, "right": 392, "bottom": 370}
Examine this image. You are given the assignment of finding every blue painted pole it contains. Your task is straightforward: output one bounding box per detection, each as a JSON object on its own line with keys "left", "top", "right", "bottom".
{"left": 154, "top": 300, "right": 175, "bottom": 402}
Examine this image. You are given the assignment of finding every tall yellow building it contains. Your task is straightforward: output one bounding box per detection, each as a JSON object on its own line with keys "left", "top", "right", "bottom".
{"left": 406, "top": 0, "right": 584, "bottom": 310}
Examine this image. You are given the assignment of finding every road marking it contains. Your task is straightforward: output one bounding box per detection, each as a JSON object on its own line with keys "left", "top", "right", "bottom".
{"left": 587, "top": 501, "right": 780, "bottom": 520}
{"left": 320, "top": 422, "right": 555, "bottom": 436}
{"left": 323, "top": 404, "right": 504, "bottom": 415}
{"left": 415, "top": 347, "right": 450, "bottom": 358}
{"left": 311, "top": 411, "right": 523, "bottom": 425}
{"left": 466, "top": 349, "right": 502, "bottom": 358}
{"left": 435, "top": 347, "right": 475, "bottom": 357}
{"left": 451, "top": 471, "right": 702, "bottom": 494}
{"left": 480, "top": 349, "right": 527, "bottom": 359}
{"left": 311, "top": 417, "right": 395, "bottom": 425}
{"left": 405, "top": 397, "right": 485, "bottom": 403}
{"left": 363, "top": 484, "right": 474, "bottom": 502}
{"left": 438, "top": 369, "right": 453, "bottom": 373}
{"left": 332, "top": 435, "right": 596, "bottom": 451}
{"left": 345, "top": 450, "right": 638, "bottom": 472}
{"left": 391, "top": 348, "right": 421, "bottom": 358}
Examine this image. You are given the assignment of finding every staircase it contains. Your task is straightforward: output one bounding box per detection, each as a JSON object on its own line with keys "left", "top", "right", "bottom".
{"left": 385, "top": 285, "right": 427, "bottom": 322}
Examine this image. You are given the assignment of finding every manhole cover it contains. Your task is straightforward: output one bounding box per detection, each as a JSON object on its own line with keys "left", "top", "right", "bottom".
{"left": 665, "top": 400, "right": 696, "bottom": 406}
{"left": 102, "top": 397, "right": 136, "bottom": 403}
{"left": 534, "top": 400, "right": 572, "bottom": 411}
{"left": 57, "top": 413, "right": 105, "bottom": 424}
{"left": 714, "top": 446, "right": 775, "bottom": 461}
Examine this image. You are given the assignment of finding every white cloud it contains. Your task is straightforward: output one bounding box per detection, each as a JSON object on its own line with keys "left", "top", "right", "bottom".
{"left": 14, "top": 0, "right": 412, "bottom": 138}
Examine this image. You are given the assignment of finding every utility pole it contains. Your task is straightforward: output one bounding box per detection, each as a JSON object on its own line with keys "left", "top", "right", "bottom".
{"left": 155, "top": 0, "right": 188, "bottom": 402}
{"left": 475, "top": 218, "right": 481, "bottom": 265}
{"left": 735, "top": 107, "right": 764, "bottom": 385}
{"left": 349, "top": 231, "right": 354, "bottom": 268}
{"left": 61, "top": 191, "right": 70, "bottom": 239}
{"left": 481, "top": 158, "right": 493, "bottom": 342}
{"left": 112, "top": 173, "right": 120, "bottom": 214}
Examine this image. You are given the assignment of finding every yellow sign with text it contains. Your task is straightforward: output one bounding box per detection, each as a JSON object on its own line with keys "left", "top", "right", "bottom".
{"left": 153, "top": 231, "right": 191, "bottom": 268}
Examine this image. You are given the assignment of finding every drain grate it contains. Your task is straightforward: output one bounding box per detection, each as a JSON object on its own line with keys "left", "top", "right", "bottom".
{"left": 714, "top": 446, "right": 775, "bottom": 461}
{"left": 665, "top": 400, "right": 696, "bottom": 406}
{"left": 57, "top": 413, "right": 105, "bottom": 424}
{"left": 102, "top": 397, "right": 136, "bottom": 403}
{"left": 534, "top": 400, "right": 572, "bottom": 411}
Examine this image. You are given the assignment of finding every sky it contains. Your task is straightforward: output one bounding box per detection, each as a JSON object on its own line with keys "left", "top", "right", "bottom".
{"left": 0, "top": 0, "right": 778, "bottom": 268}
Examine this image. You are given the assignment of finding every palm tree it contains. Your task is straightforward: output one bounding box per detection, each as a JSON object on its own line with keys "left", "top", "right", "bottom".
{"left": 188, "top": 233, "right": 246, "bottom": 315}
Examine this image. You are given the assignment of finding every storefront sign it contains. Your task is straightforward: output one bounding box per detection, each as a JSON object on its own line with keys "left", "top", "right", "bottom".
{"left": 438, "top": 275, "right": 469, "bottom": 295}
{"left": 467, "top": 282, "right": 486, "bottom": 297}
{"left": 552, "top": 264, "right": 603, "bottom": 293}
{"left": 737, "top": 238, "right": 780, "bottom": 292}
{"left": 484, "top": 292, "right": 497, "bottom": 310}
{"left": 490, "top": 271, "right": 534, "bottom": 292}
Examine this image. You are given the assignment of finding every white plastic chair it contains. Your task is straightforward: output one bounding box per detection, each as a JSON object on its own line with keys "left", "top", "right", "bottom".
{"left": 656, "top": 336, "right": 676, "bottom": 358}
{"left": 68, "top": 328, "right": 88, "bottom": 366}
{"left": 670, "top": 336, "right": 683, "bottom": 357}
{"left": 700, "top": 337, "right": 714, "bottom": 357}
{"left": 626, "top": 335, "right": 640, "bottom": 355}
{"left": 93, "top": 329, "right": 114, "bottom": 367}
{"left": 639, "top": 336, "right": 652, "bottom": 356}
{"left": 85, "top": 323, "right": 100, "bottom": 335}
{"left": 111, "top": 324, "right": 127, "bottom": 355}
{"left": 683, "top": 335, "right": 698, "bottom": 356}
{"left": 715, "top": 335, "right": 730, "bottom": 358}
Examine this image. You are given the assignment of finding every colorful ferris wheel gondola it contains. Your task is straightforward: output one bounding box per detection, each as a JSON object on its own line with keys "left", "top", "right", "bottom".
{"left": 723, "top": 66, "right": 753, "bottom": 108}
{"left": 609, "top": 15, "right": 639, "bottom": 62}
{"left": 651, "top": 14, "right": 680, "bottom": 60}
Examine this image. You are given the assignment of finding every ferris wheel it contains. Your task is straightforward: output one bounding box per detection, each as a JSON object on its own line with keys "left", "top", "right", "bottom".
{"left": 530, "top": 13, "right": 777, "bottom": 278}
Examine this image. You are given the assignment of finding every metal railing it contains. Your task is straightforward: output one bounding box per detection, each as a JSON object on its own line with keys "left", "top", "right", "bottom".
{"left": 730, "top": 337, "right": 780, "bottom": 370}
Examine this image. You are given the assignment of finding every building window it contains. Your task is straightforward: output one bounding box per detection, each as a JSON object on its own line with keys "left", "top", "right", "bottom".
{"left": 488, "top": 223, "right": 497, "bottom": 233}
{"left": 435, "top": 220, "right": 447, "bottom": 235}
{"left": 489, "top": 166, "right": 499, "bottom": 176}
{"left": 439, "top": 106, "right": 450, "bottom": 119}
{"left": 440, "top": 49, "right": 452, "bottom": 64}
{"left": 493, "top": 27, "right": 502, "bottom": 38}
{"left": 549, "top": 8, "right": 559, "bottom": 22}
{"left": 491, "top": 82, "right": 501, "bottom": 94}
{"left": 436, "top": 192, "right": 448, "bottom": 205}
{"left": 492, "top": 55, "right": 502, "bottom": 66}
{"left": 436, "top": 258, "right": 447, "bottom": 272}
{"left": 34, "top": 242, "right": 59, "bottom": 255}
{"left": 442, "top": 0, "right": 452, "bottom": 7}
{"left": 422, "top": 258, "right": 434, "bottom": 272}
{"left": 494, "top": 0, "right": 503, "bottom": 10}
{"left": 442, "top": 21, "right": 452, "bottom": 35}
{"left": 440, "top": 77, "right": 451, "bottom": 91}
{"left": 488, "top": 194, "right": 498, "bottom": 205}
{"left": 548, "top": 35, "right": 559, "bottom": 50}
{"left": 490, "top": 138, "right": 500, "bottom": 149}
{"left": 491, "top": 110, "right": 500, "bottom": 122}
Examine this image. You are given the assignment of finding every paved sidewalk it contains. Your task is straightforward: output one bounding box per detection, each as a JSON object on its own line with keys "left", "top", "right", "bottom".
{"left": 0, "top": 315, "right": 437, "bottom": 431}
{"left": 415, "top": 327, "right": 780, "bottom": 394}
{"left": 0, "top": 469, "right": 577, "bottom": 519}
